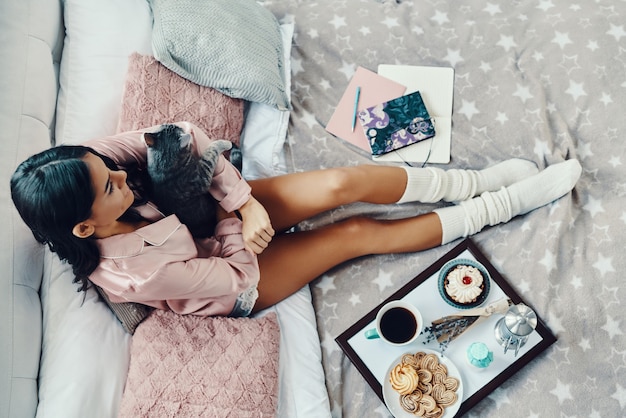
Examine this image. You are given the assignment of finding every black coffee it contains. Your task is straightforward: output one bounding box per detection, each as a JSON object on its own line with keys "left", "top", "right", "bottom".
{"left": 379, "top": 307, "right": 418, "bottom": 344}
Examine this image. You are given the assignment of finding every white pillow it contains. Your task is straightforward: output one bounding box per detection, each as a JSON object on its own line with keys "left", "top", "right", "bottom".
{"left": 241, "top": 22, "right": 294, "bottom": 180}
{"left": 256, "top": 286, "right": 332, "bottom": 418}
{"left": 55, "top": 0, "right": 153, "bottom": 145}
{"left": 37, "top": 250, "right": 131, "bottom": 418}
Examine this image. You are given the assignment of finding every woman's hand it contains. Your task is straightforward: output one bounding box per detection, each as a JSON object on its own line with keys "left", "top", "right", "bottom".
{"left": 237, "top": 196, "right": 275, "bottom": 254}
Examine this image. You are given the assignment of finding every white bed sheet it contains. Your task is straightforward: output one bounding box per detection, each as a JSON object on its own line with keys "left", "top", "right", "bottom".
{"left": 37, "top": 0, "right": 330, "bottom": 416}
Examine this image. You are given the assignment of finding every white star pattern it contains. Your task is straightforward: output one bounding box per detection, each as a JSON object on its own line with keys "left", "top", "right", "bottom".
{"left": 458, "top": 99, "right": 479, "bottom": 120}
{"left": 479, "top": 61, "right": 492, "bottom": 72}
{"left": 348, "top": 293, "right": 361, "bottom": 306}
{"left": 552, "top": 31, "right": 573, "bottom": 49}
{"left": 315, "top": 274, "right": 336, "bottom": 295}
{"left": 607, "top": 24, "right": 626, "bottom": 41}
{"left": 483, "top": 3, "right": 501, "bottom": 16}
{"left": 338, "top": 61, "right": 355, "bottom": 80}
{"left": 513, "top": 84, "right": 533, "bottom": 103}
{"left": 329, "top": 15, "right": 346, "bottom": 29}
{"left": 371, "top": 269, "right": 393, "bottom": 292}
{"left": 539, "top": 249, "right": 556, "bottom": 273}
{"left": 381, "top": 17, "right": 399, "bottom": 29}
{"left": 431, "top": 10, "right": 449, "bottom": 25}
{"left": 549, "top": 344, "right": 571, "bottom": 368}
{"left": 578, "top": 338, "right": 591, "bottom": 351}
{"left": 600, "top": 92, "right": 613, "bottom": 105}
{"left": 565, "top": 80, "right": 587, "bottom": 101}
{"left": 291, "top": 57, "right": 304, "bottom": 75}
{"left": 583, "top": 195, "right": 604, "bottom": 218}
{"left": 496, "top": 35, "right": 517, "bottom": 51}
{"left": 443, "top": 48, "right": 463, "bottom": 66}
{"left": 609, "top": 156, "right": 621, "bottom": 167}
{"left": 533, "top": 138, "right": 551, "bottom": 159}
{"left": 576, "top": 140, "right": 593, "bottom": 160}
{"left": 587, "top": 40, "right": 599, "bottom": 51}
{"left": 537, "top": 0, "right": 555, "bottom": 12}
{"left": 611, "top": 384, "right": 626, "bottom": 409}
{"left": 550, "top": 380, "right": 573, "bottom": 404}
{"left": 602, "top": 315, "right": 623, "bottom": 340}
{"left": 546, "top": 309, "right": 565, "bottom": 335}
{"left": 592, "top": 253, "right": 615, "bottom": 277}
{"left": 320, "top": 330, "right": 341, "bottom": 355}
{"left": 299, "top": 109, "right": 318, "bottom": 129}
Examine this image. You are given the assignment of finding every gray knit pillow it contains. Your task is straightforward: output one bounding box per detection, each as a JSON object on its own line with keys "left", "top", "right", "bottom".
{"left": 147, "top": 0, "right": 289, "bottom": 110}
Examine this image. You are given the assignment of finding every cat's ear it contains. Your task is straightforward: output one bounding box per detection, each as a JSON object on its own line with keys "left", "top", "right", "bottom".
{"left": 143, "top": 132, "right": 156, "bottom": 147}
{"left": 180, "top": 133, "right": 192, "bottom": 148}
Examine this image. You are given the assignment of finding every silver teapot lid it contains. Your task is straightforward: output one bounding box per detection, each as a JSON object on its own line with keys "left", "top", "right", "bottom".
{"left": 504, "top": 303, "right": 537, "bottom": 336}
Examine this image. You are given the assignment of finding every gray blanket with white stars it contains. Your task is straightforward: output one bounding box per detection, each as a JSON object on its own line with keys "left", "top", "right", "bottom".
{"left": 264, "top": 1, "right": 625, "bottom": 416}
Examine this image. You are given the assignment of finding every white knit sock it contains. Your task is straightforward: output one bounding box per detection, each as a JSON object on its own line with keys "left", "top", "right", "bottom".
{"left": 433, "top": 159, "right": 582, "bottom": 244}
{"left": 397, "top": 158, "right": 538, "bottom": 203}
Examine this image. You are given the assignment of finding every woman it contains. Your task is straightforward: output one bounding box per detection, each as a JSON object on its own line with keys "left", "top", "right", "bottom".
{"left": 11, "top": 122, "right": 581, "bottom": 317}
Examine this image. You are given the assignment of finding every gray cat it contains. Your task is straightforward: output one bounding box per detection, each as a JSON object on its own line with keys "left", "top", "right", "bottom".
{"left": 143, "top": 124, "right": 232, "bottom": 238}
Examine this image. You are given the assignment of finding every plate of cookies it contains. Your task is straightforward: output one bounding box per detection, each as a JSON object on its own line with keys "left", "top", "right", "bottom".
{"left": 438, "top": 258, "right": 491, "bottom": 310}
{"left": 383, "top": 349, "right": 463, "bottom": 418}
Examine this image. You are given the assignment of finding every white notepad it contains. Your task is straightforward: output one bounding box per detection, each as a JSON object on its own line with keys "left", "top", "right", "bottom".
{"left": 374, "top": 65, "right": 455, "bottom": 164}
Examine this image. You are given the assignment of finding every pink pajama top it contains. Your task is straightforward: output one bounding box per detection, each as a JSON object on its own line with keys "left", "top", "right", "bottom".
{"left": 84, "top": 122, "right": 259, "bottom": 316}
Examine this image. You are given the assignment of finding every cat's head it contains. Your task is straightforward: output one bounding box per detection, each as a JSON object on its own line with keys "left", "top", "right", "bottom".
{"left": 143, "top": 124, "right": 193, "bottom": 167}
{"left": 143, "top": 124, "right": 192, "bottom": 152}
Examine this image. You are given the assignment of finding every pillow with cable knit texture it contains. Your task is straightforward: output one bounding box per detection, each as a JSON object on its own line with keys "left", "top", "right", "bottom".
{"left": 147, "top": 0, "right": 289, "bottom": 110}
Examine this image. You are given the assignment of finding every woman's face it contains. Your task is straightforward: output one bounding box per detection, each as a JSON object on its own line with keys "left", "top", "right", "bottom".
{"left": 77, "top": 152, "right": 134, "bottom": 236}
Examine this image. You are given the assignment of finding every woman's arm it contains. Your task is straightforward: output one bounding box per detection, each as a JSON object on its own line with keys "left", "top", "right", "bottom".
{"left": 84, "top": 129, "right": 148, "bottom": 167}
{"left": 144, "top": 218, "right": 260, "bottom": 301}
{"left": 237, "top": 196, "right": 275, "bottom": 254}
{"left": 94, "top": 216, "right": 260, "bottom": 315}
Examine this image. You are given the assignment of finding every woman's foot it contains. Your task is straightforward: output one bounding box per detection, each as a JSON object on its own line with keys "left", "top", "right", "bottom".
{"left": 433, "top": 159, "right": 582, "bottom": 244}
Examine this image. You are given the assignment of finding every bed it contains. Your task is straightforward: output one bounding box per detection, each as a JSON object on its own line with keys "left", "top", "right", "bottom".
{"left": 1, "top": 0, "right": 625, "bottom": 417}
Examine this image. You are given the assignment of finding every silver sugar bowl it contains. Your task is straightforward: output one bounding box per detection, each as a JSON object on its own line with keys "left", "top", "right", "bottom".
{"left": 494, "top": 303, "right": 537, "bottom": 356}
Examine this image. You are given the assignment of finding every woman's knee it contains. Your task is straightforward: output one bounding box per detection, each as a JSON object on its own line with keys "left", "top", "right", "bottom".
{"left": 336, "top": 215, "right": 379, "bottom": 243}
{"left": 324, "top": 167, "right": 366, "bottom": 202}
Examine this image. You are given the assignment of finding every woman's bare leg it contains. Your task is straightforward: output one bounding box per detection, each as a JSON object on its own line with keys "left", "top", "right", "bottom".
{"left": 247, "top": 159, "right": 540, "bottom": 232}
{"left": 250, "top": 159, "right": 581, "bottom": 311}
{"left": 248, "top": 165, "right": 407, "bottom": 231}
{"left": 252, "top": 212, "right": 442, "bottom": 312}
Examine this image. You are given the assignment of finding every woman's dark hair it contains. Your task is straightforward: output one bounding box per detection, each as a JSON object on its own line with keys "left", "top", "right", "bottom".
{"left": 10, "top": 145, "right": 146, "bottom": 291}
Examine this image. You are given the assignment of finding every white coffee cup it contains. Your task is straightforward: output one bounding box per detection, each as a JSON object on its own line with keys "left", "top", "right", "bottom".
{"left": 364, "top": 300, "right": 423, "bottom": 346}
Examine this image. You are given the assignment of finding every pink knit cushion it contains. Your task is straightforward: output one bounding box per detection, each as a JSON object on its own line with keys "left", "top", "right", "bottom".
{"left": 117, "top": 53, "right": 244, "bottom": 145}
{"left": 118, "top": 310, "right": 280, "bottom": 417}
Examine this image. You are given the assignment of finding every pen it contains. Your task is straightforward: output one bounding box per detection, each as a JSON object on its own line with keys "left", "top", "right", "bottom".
{"left": 351, "top": 86, "right": 361, "bottom": 132}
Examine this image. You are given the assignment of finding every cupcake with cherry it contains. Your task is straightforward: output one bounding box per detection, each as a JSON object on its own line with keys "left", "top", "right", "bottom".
{"left": 438, "top": 259, "right": 490, "bottom": 309}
